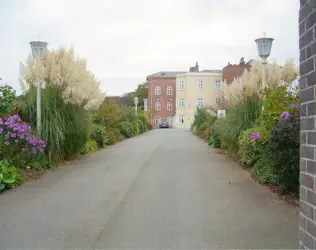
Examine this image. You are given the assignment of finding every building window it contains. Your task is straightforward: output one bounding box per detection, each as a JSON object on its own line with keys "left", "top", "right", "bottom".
{"left": 155, "top": 102, "right": 161, "bottom": 110}
{"left": 144, "top": 99, "right": 148, "bottom": 112}
{"left": 236, "top": 77, "right": 242, "bottom": 84}
{"left": 155, "top": 86, "right": 161, "bottom": 95}
{"left": 178, "top": 115, "right": 184, "bottom": 124}
{"left": 155, "top": 117, "right": 160, "bottom": 125}
{"left": 167, "top": 86, "right": 172, "bottom": 95}
{"left": 216, "top": 97, "right": 220, "bottom": 104}
{"left": 197, "top": 80, "right": 204, "bottom": 89}
{"left": 216, "top": 80, "right": 221, "bottom": 90}
{"left": 178, "top": 80, "right": 185, "bottom": 90}
{"left": 197, "top": 97, "right": 203, "bottom": 108}
{"left": 178, "top": 98, "right": 184, "bottom": 108}
{"left": 167, "top": 102, "right": 172, "bottom": 111}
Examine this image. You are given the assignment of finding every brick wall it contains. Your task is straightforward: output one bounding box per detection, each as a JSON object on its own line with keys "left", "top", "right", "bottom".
{"left": 300, "top": 0, "right": 316, "bottom": 249}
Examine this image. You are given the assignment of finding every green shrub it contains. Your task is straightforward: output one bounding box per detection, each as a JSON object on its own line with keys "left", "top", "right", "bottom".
{"left": 117, "top": 121, "right": 134, "bottom": 138}
{"left": 106, "top": 128, "right": 123, "bottom": 145}
{"left": 137, "top": 114, "right": 148, "bottom": 131}
{"left": 237, "top": 126, "right": 269, "bottom": 167}
{"left": 132, "top": 122, "right": 140, "bottom": 136}
{"left": 0, "top": 85, "right": 16, "bottom": 117}
{"left": 81, "top": 139, "right": 98, "bottom": 154}
{"left": 0, "top": 160, "right": 17, "bottom": 191}
{"left": 137, "top": 119, "right": 145, "bottom": 133}
{"left": 269, "top": 113, "right": 299, "bottom": 193}
{"left": 198, "top": 122, "right": 210, "bottom": 140}
{"left": 252, "top": 154, "right": 277, "bottom": 185}
{"left": 91, "top": 124, "right": 108, "bottom": 148}
{"left": 192, "top": 125, "right": 198, "bottom": 135}
{"left": 256, "top": 86, "right": 299, "bottom": 131}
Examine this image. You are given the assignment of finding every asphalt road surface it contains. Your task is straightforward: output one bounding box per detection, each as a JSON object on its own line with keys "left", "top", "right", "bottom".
{"left": 0, "top": 129, "right": 299, "bottom": 249}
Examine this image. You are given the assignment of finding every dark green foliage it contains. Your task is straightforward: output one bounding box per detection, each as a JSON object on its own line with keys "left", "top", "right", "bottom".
{"left": 91, "top": 124, "right": 108, "bottom": 148}
{"left": 117, "top": 121, "right": 134, "bottom": 138}
{"left": 269, "top": 114, "right": 300, "bottom": 192}
{"left": 251, "top": 153, "right": 277, "bottom": 185}
{"left": 0, "top": 85, "right": 16, "bottom": 116}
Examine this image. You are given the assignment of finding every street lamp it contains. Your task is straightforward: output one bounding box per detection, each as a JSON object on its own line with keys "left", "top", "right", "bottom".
{"left": 255, "top": 33, "right": 274, "bottom": 89}
{"left": 134, "top": 96, "right": 138, "bottom": 116}
{"left": 29, "top": 41, "right": 48, "bottom": 135}
{"left": 134, "top": 96, "right": 139, "bottom": 116}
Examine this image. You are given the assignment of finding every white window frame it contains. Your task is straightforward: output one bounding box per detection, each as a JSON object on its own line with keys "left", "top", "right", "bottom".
{"left": 178, "top": 98, "right": 184, "bottom": 108}
{"left": 178, "top": 80, "right": 185, "bottom": 90}
{"left": 197, "top": 80, "right": 204, "bottom": 89}
{"left": 144, "top": 99, "right": 148, "bottom": 111}
{"left": 236, "top": 77, "right": 242, "bottom": 84}
{"left": 167, "top": 86, "right": 172, "bottom": 95}
{"left": 197, "top": 97, "right": 203, "bottom": 108}
{"left": 216, "top": 80, "right": 221, "bottom": 90}
{"left": 167, "top": 102, "right": 172, "bottom": 111}
{"left": 155, "top": 102, "right": 161, "bottom": 111}
{"left": 155, "top": 117, "right": 160, "bottom": 125}
{"left": 178, "top": 115, "right": 184, "bottom": 124}
{"left": 155, "top": 86, "right": 161, "bottom": 95}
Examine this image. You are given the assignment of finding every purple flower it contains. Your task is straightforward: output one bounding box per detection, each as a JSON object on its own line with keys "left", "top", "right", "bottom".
{"left": 4, "top": 141, "right": 9, "bottom": 146}
{"left": 251, "top": 132, "right": 260, "bottom": 142}
{"left": 21, "top": 148, "right": 26, "bottom": 152}
{"left": 19, "top": 134, "right": 24, "bottom": 139}
{"left": 5, "top": 134, "right": 9, "bottom": 139}
{"left": 290, "top": 103, "right": 299, "bottom": 110}
{"left": 280, "top": 111, "right": 290, "bottom": 120}
{"left": 31, "top": 147, "right": 37, "bottom": 154}
{"left": 0, "top": 118, "right": 3, "bottom": 125}
{"left": 14, "top": 139, "right": 19, "bottom": 143}
{"left": 0, "top": 128, "right": 3, "bottom": 134}
{"left": 10, "top": 133, "right": 16, "bottom": 138}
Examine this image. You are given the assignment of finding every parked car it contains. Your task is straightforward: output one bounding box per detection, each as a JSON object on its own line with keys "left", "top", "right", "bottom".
{"left": 159, "top": 121, "right": 169, "bottom": 128}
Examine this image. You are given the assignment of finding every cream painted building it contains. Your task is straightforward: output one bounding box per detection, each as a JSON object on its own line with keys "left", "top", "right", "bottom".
{"left": 175, "top": 70, "right": 223, "bottom": 129}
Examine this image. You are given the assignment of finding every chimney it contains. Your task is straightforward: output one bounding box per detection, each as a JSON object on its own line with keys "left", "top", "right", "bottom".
{"left": 195, "top": 62, "right": 199, "bottom": 72}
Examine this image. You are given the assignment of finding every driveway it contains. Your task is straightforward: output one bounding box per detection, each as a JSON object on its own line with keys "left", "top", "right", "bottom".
{"left": 0, "top": 129, "right": 298, "bottom": 249}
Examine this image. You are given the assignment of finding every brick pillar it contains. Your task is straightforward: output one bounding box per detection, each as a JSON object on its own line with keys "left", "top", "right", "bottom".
{"left": 299, "top": 0, "right": 316, "bottom": 249}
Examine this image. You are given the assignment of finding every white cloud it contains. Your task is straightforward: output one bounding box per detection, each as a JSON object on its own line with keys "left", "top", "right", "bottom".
{"left": 0, "top": 0, "right": 299, "bottom": 95}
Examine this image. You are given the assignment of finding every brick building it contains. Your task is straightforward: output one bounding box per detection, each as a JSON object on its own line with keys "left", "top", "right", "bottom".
{"left": 222, "top": 57, "right": 253, "bottom": 85}
{"left": 299, "top": 0, "right": 316, "bottom": 249}
{"left": 146, "top": 71, "right": 184, "bottom": 127}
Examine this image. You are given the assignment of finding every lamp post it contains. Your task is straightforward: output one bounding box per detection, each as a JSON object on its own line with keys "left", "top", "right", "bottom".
{"left": 134, "top": 96, "right": 139, "bottom": 116}
{"left": 29, "top": 41, "right": 48, "bottom": 135}
{"left": 255, "top": 33, "right": 274, "bottom": 89}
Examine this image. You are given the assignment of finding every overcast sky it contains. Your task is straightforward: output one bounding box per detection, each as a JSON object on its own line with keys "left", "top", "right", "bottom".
{"left": 0, "top": 0, "right": 299, "bottom": 96}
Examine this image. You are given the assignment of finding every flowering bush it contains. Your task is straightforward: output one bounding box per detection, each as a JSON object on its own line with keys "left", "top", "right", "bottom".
{"left": 0, "top": 114, "right": 45, "bottom": 165}
{"left": 269, "top": 111, "right": 300, "bottom": 192}
{"left": 238, "top": 127, "right": 269, "bottom": 167}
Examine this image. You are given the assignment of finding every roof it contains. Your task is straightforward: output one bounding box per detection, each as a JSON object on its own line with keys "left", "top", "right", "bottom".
{"left": 146, "top": 71, "right": 186, "bottom": 79}
{"left": 200, "top": 69, "right": 223, "bottom": 73}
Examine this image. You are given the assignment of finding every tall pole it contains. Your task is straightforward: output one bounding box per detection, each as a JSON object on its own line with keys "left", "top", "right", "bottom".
{"left": 135, "top": 103, "right": 138, "bottom": 116}
{"left": 29, "top": 41, "right": 47, "bottom": 136}
{"left": 36, "top": 82, "right": 41, "bottom": 135}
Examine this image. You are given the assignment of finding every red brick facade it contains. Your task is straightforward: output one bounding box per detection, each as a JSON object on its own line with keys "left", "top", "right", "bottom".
{"left": 146, "top": 76, "right": 177, "bottom": 127}
{"left": 222, "top": 58, "right": 252, "bottom": 85}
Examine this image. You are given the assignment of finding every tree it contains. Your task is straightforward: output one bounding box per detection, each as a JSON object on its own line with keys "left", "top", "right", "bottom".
{"left": 129, "top": 82, "right": 148, "bottom": 108}
{"left": 0, "top": 85, "right": 16, "bottom": 116}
